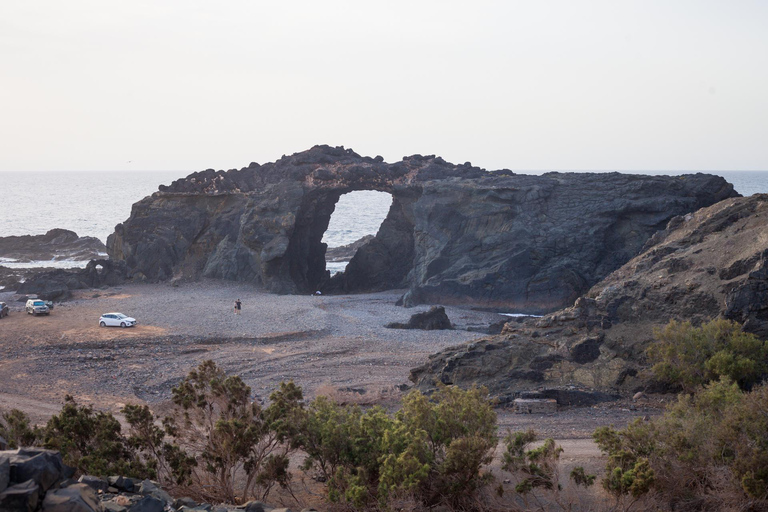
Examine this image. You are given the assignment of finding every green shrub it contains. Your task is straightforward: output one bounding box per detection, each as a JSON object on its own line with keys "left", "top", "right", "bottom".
{"left": 647, "top": 318, "right": 768, "bottom": 392}
{"left": 43, "top": 395, "right": 152, "bottom": 478}
{"left": 291, "top": 384, "right": 497, "bottom": 509}
{"left": 594, "top": 379, "right": 768, "bottom": 509}
{"left": 0, "top": 408, "right": 41, "bottom": 449}
{"left": 132, "top": 360, "right": 301, "bottom": 504}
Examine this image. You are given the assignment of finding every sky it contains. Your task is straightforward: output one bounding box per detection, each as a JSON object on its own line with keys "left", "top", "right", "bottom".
{"left": 1, "top": 1, "right": 767, "bottom": 172}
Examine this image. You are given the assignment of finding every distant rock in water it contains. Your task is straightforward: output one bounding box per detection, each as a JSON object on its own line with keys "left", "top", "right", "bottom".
{"left": 326, "top": 235, "right": 375, "bottom": 262}
{"left": 410, "top": 194, "right": 768, "bottom": 402}
{"left": 107, "top": 145, "right": 737, "bottom": 312}
{"left": 0, "top": 229, "right": 106, "bottom": 262}
{"left": 386, "top": 306, "right": 453, "bottom": 330}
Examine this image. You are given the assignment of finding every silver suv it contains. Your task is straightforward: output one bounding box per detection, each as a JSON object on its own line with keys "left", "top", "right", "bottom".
{"left": 26, "top": 299, "right": 50, "bottom": 316}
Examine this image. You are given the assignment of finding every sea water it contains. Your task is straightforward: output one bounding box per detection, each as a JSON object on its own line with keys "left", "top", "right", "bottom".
{"left": 0, "top": 170, "right": 765, "bottom": 269}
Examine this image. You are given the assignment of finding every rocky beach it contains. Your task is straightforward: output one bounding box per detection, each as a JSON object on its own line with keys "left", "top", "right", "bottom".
{"left": 2, "top": 148, "right": 766, "bottom": 511}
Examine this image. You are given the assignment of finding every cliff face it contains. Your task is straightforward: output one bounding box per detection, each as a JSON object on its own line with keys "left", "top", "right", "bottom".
{"left": 107, "top": 145, "right": 736, "bottom": 312}
{"left": 410, "top": 195, "right": 768, "bottom": 400}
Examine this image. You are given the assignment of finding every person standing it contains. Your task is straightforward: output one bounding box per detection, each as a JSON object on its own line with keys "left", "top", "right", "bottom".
{"left": 234, "top": 298, "right": 242, "bottom": 315}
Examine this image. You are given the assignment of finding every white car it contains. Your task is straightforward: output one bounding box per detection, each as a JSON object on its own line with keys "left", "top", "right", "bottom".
{"left": 99, "top": 313, "right": 137, "bottom": 328}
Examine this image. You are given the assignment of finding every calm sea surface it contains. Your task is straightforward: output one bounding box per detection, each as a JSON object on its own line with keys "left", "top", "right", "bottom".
{"left": 0, "top": 170, "right": 766, "bottom": 269}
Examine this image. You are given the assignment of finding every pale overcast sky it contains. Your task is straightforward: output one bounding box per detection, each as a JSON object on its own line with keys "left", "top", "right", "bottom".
{"left": 1, "top": 1, "right": 767, "bottom": 172}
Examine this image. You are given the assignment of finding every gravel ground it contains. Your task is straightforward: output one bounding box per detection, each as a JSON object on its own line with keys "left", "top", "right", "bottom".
{"left": 0, "top": 280, "right": 661, "bottom": 445}
{"left": 0, "top": 280, "right": 502, "bottom": 418}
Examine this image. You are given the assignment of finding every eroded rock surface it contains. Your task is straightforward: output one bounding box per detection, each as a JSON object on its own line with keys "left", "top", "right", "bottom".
{"left": 411, "top": 195, "right": 768, "bottom": 401}
{"left": 0, "top": 229, "right": 106, "bottom": 262}
{"left": 107, "top": 145, "right": 736, "bottom": 312}
{"left": 16, "top": 259, "right": 127, "bottom": 300}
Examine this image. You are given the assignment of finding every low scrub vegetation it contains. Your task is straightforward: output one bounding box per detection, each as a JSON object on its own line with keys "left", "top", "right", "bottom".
{"left": 3, "top": 334, "right": 766, "bottom": 511}
{"left": 595, "top": 379, "right": 768, "bottom": 510}
{"left": 1, "top": 361, "right": 590, "bottom": 510}
{"left": 647, "top": 318, "right": 768, "bottom": 392}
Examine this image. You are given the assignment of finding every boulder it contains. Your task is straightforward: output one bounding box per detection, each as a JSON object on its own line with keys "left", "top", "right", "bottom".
{"left": 137, "top": 479, "right": 171, "bottom": 505}
{"left": 0, "top": 456, "right": 9, "bottom": 493}
{"left": 128, "top": 495, "right": 164, "bottom": 512}
{"left": 386, "top": 306, "right": 453, "bottom": 330}
{"left": 42, "top": 483, "right": 101, "bottom": 512}
{"left": 0, "top": 479, "right": 39, "bottom": 512}
{"left": 107, "top": 146, "right": 735, "bottom": 313}
{"left": 241, "top": 502, "right": 271, "bottom": 512}
{"left": 78, "top": 474, "right": 109, "bottom": 493}
{"left": 4, "top": 448, "right": 74, "bottom": 495}
{"left": 107, "top": 476, "right": 134, "bottom": 493}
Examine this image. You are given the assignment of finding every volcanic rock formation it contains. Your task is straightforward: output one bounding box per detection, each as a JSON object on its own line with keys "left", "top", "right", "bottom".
{"left": 410, "top": 194, "right": 768, "bottom": 401}
{"left": 107, "top": 146, "right": 736, "bottom": 312}
{"left": 0, "top": 229, "right": 106, "bottom": 262}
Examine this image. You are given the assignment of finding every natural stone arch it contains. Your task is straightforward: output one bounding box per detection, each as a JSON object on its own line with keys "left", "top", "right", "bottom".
{"left": 284, "top": 183, "right": 417, "bottom": 294}
{"left": 108, "top": 146, "right": 736, "bottom": 313}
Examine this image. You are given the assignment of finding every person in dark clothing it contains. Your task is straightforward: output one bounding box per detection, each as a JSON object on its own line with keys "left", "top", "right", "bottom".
{"left": 234, "top": 298, "right": 242, "bottom": 315}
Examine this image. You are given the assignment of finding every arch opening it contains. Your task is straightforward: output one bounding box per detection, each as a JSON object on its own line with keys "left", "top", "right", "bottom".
{"left": 323, "top": 190, "right": 393, "bottom": 276}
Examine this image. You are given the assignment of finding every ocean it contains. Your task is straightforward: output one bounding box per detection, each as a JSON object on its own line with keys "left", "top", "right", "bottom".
{"left": 0, "top": 169, "right": 766, "bottom": 270}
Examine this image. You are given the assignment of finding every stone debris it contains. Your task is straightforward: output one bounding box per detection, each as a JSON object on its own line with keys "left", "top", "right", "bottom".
{"left": 0, "top": 447, "right": 313, "bottom": 512}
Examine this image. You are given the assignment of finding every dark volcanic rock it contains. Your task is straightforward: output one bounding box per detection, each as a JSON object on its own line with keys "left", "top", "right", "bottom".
{"left": 0, "top": 229, "right": 106, "bottom": 262}
{"left": 325, "top": 235, "right": 374, "bottom": 262}
{"left": 386, "top": 305, "right": 453, "bottom": 330}
{"left": 16, "top": 259, "right": 127, "bottom": 300}
{"left": 107, "top": 145, "right": 736, "bottom": 312}
{"left": 411, "top": 194, "right": 768, "bottom": 399}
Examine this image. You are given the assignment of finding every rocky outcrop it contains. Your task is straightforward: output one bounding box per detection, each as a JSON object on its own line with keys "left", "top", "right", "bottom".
{"left": 0, "top": 229, "right": 106, "bottom": 262}
{"left": 410, "top": 195, "right": 768, "bottom": 401}
{"left": 107, "top": 145, "right": 736, "bottom": 312}
{"left": 16, "top": 259, "right": 127, "bottom": 300}
{"left": 386, "top": 306, "right": 453, "bottom": 330}
{"left": 325, "top": 235, "right": 374, "bottom": 262}
{"left": 0, "top": 448, "right": 300, "bottom": 512}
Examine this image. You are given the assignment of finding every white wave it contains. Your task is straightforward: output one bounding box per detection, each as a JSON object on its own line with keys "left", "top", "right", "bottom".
{"left": 326, "top": 261, "right": 349, "bottom": 276}
{"left": 0, "top": 258, "right": 91, "bottom": 269}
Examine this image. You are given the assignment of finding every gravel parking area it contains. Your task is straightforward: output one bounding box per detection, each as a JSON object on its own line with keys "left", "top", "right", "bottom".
{"left": 0, "top": 280, "right": 502, "bottom": 419}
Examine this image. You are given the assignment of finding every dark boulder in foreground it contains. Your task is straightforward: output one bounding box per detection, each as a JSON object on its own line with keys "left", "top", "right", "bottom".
{"left": 411, "top": 194, "right": 768, "bottom": 400}
{"left": 1, "top": 447, "right": 288, "bottom": 511}
{"left": 107, "top": 145, "right": 736, "bottom": 313}
{"left": 0, "top": 229, "right": 106, "bottom": 262}
{"left": 386, "top": 305, "right": 453, "bottom": 330}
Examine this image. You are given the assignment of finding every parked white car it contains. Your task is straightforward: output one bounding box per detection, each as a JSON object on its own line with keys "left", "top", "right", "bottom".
{"left": 99, "top": 313, "right": 137, "bottom": 328}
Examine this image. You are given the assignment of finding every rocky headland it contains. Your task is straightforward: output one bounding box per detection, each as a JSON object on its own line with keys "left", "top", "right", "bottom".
{"left": 410, "top": 194, "right": 768, "bottom": 402}
{"left": 0, "top": 230, "right": 109, "bottom": 296}
{"left": 0, "top": 229, "right": 105, "bottom": 263}
{"left": 106, "top": 145, "right": 736, "bottom": 313}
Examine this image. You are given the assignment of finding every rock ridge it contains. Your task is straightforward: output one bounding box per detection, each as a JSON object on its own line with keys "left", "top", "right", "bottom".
{"left": 410, "top": 194, "right": 768, "bottom": 400}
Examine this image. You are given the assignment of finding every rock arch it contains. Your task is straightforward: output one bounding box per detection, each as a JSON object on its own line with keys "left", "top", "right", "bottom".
{"left": 108, "top": 146, "right": 737, "bottom": 313}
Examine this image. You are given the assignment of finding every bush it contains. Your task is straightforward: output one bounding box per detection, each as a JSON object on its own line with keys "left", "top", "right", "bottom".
{"left": 500, "top": 430, "right": 595, "bottom": 510}
{"left": 0, "top": 408, "right": 40, "bottom": 448}
{"left": 125, "top": 360, "right": 302, "bottom": 504}
{"left": 647, "top": 318, "right": 768, "bottom": 392}
{"left": 42, "top": 395, "right": 152, "bottom": 478}
{"left": 594, "top": 379, "right": 768, "bottom": 509}
{"left": 291, "top": 384, "right": 498, "bottom": 509}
